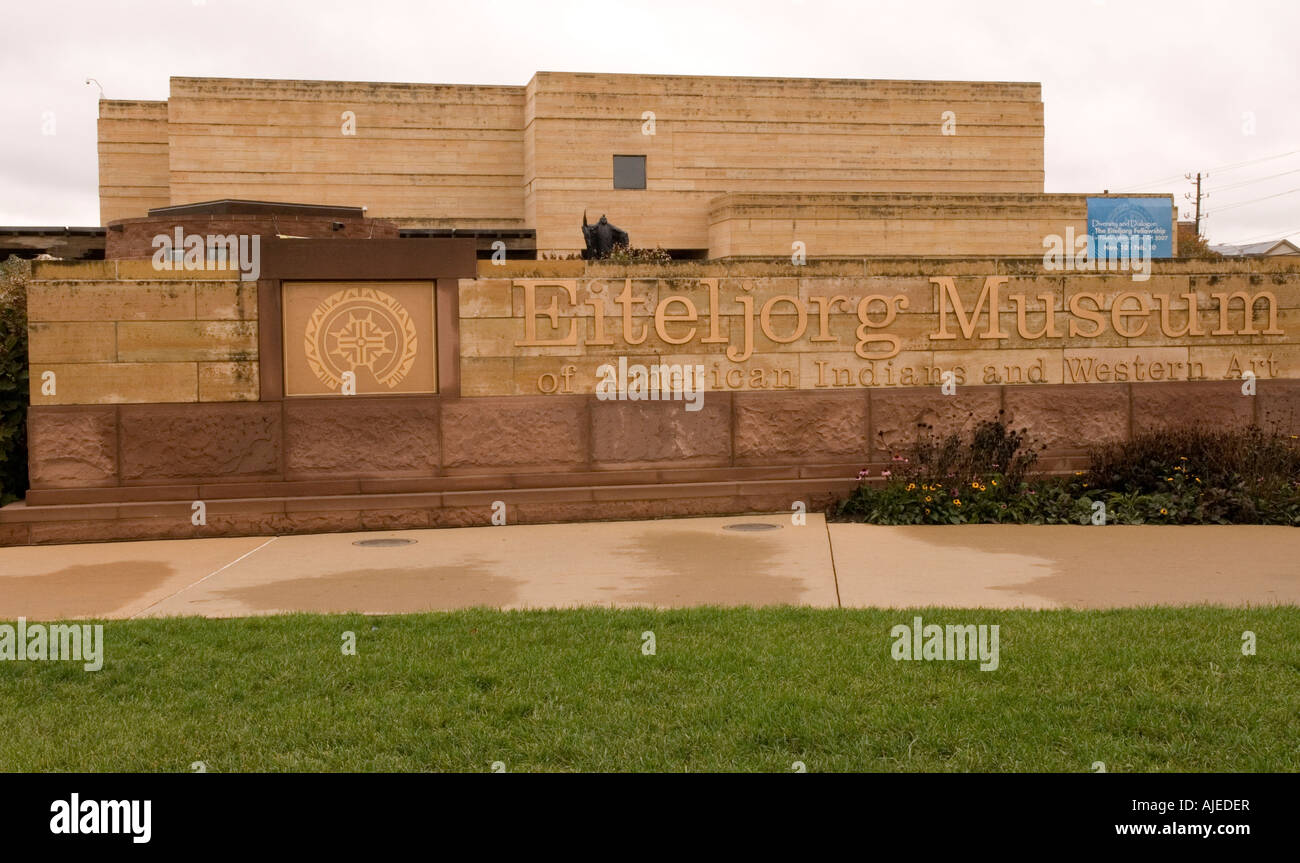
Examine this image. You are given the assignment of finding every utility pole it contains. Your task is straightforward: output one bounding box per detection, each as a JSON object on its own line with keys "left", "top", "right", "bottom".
{"left": 1184, "top": 172, "right": 1205, "bottom": 235}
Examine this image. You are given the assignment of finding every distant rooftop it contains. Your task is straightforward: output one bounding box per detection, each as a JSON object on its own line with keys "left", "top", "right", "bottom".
{"left": 146, "top": 200, "right": 367, "bottom": 219}
{"left": 1209, "top": 238, "right": 1300, "bottom": 257}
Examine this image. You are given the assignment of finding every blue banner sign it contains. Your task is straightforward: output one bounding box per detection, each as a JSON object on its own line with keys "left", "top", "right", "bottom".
{"left": 1086, "top": 197, "right": 1174, "bottom": 259}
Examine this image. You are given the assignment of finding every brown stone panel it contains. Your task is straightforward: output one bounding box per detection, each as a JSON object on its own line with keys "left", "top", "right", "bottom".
{"left": 1258, "top": 379, "right": 1300, "bottom": 435}
{"left": 26, "top": 484, "right": 199, "bottom": 506}
{"left": 429, "top": 506, "right": 495, "bottom": 528}
{"left": 27, "top": 406, "right": 119, "bottom": 489}
{"left": 284, "top": 397, "right": 440, "bottom": 480}
{"left": 258, "top": 279, "right": 284, "bottom": 400}
{"left": 260, "top": 239, "right": 477, "bottom": 281}
{"left": 733, "top": 391, "right": 868, "bottom": 464}
{"left": 869, "top": 385, "right": 1002, "bottom": 459}
{"left": 203, "top": 514, "right": 288, "bottom": 539}
{"left": 1003, "top": 383, "right": 1129, "bottom": 451}
{"left": 281, "top": 512, "right": 364, "bottom": 534}
{"left": 1130, "top": 381, "right": 1256, "bottom": 435}
{"left": 441, "top": 396, "right": 588, "bottom": 471}
{"left": 0, "top": 523, "right": 31, "bottom": 547}
{"left": 119, "top": 403, "right": 282, "bottom": 483}
{"left": 360, "top": 508, "right": 432, "bottom": 530}
{"left": 513, "top": 500, "right": 672, "bottom": 524}
{"left": 590, "top": 394, "right": 732, "bottom": 468}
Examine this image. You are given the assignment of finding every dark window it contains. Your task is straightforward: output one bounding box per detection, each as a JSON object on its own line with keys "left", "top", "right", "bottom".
{"left": 613, "top": 155, "right": 646, "bottom": 190}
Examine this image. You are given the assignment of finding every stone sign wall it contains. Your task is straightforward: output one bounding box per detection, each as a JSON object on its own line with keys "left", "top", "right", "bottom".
{"left": 459, "top": 263, "right": 1299, "bottom": 398}
{"left": 7, "top": 252, "right": 1300, "bottom": 547}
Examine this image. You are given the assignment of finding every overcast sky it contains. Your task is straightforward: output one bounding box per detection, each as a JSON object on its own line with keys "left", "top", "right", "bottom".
{"left": 1, "top": 0, "right": 1296, "bottom": 246}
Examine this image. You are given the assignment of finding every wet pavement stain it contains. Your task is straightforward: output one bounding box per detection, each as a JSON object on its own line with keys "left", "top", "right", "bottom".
{"left": 0, "top": 561, "right": 176, "bottom": 619}
{"left": 615, "top": 528, "right": 808, "bottom": 606}
{"left": 889, "top": 525, "right": 1300, "bottom": 608}
{"left": 216, "top": 562, "right": 523, "bottom": 613}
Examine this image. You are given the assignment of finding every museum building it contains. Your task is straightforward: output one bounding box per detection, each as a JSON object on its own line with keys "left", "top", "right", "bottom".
{"left": 1, "top": 72, "right": 1295, "bottom": 547}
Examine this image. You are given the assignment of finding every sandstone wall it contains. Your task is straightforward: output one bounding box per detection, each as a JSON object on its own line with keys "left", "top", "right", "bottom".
{"left": 13, "top": 256, "right": 1298, "bottom": 546}
{"left": 707, "top": 192, "right": 1177, "bottom": 258}
{"left": 97, "top": 100, "right": 169, "bottom": 224}
{"left": 164, "top": 77, "right": 528, "bottom": 227}
{"left": 26, "top": 261, "right": 258, "bottom": 405}
{"left": 458, "top": 260, "right": 1297, "bottom": 398}
{"left": 526, "top": 73, "right": 1045, "bottom": 254}
{"left": 97, "top": 73, "right": 1048, "bottom": 257}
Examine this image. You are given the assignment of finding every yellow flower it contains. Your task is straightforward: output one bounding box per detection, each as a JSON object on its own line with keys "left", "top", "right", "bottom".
{"left": 953, "top": 499, "right": 962, "bottom": 506}
{"left": 1160, "top": 508, "right": 1168, "bottom": 515}
{"left": 991, "top": 479, "right": 997, "bottom": 487}
{"left": 906, "top": 483, "right": 916, "bottom": 491}
{"left": 971, "top": 482, "right": 979, "bottom": 489}
{"left": 924, "top": 496, "right": 932, "bottom": 502}
{"left": 1179, "top": 456, "right": 1187, "bottom": 461}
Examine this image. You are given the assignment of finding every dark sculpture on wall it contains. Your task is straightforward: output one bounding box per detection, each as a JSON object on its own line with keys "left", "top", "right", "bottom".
{"left": 581, "top": 212, "right": 629, "bottom": 259}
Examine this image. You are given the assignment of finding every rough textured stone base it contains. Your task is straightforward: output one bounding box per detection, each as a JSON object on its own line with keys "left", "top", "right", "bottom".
{"left": 1, "top": 477, "right": 857, "bottom": 546}
{"left": 7, "top": 380, "right": 1279, "bottom": 546}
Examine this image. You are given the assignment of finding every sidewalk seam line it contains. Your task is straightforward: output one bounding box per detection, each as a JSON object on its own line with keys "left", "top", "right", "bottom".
{"left": 129, "top": 536, "right": 279, "bottom": 619}
{"left": 824, "top": 518, "right": 841, "bottom": 608}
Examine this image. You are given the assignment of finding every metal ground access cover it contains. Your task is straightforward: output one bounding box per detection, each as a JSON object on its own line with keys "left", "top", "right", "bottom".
{"left": 723, "top": 523, "right": 782, "bottom": 532}
{"left": 352, "top": 538, "right": 418, "bottom": 547}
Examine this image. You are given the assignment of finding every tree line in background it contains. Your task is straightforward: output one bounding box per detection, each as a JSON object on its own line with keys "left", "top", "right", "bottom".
{"left": 0, "top": 257, "right": 29, "bottom": 505}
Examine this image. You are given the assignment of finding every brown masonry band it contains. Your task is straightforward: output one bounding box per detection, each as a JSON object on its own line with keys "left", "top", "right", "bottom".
{"left": 11, "top": 245, "right": 1300, "bottom": 546}
{"left": 5, "top": 380, "right": 1298, "bottom": 545}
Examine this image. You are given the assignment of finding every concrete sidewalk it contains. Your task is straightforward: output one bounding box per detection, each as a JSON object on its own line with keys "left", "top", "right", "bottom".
{"left": 0, "top": 515, "right": 1297, "bottom": 619}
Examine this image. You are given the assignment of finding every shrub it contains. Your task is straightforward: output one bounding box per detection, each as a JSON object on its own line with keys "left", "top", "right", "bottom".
{"left": 0, "top": 256, "right": 30, "bottom": 505}
{"left": 602, "top": 243, "right": 672, "bottom": 265}
{"left": 832, "top": 415, "right": 1300, "bottom": 526}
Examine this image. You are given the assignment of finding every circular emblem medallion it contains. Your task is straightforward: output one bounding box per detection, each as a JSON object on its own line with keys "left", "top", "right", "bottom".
{"left": 303, "top": 286, "right": 418, "bottom": 390}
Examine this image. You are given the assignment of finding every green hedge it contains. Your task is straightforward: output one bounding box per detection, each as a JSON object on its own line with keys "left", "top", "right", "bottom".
{"left": 0, "top": 256, "right": 30, "bottom": 505}
{"left": 833, "top": 416, "right": 1300, "bottom": 526}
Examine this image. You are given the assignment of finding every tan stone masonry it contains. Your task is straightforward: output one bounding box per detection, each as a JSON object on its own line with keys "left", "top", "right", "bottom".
{"left": 457, "top": 261, "right": 1300, "bottom": 398}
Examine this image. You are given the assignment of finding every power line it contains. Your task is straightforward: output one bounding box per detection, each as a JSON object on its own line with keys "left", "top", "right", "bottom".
{"left": 1206, "top": 167, "right": 1300, "bottom": 193}
{"left": 1113, "top": 174, "right": 1187, "bottom": 192}
{"left": 1206, "top": 186, "right": 1300, "bottom": 215}
{"left": 1205, "top": 149, "right": 1300, "bottom": 176}
{"left": 1222, "top": 224, "right": 1300, "bottom": 245}
{"left": 1112, "top": 148, "right": 1300, "bottom": 192}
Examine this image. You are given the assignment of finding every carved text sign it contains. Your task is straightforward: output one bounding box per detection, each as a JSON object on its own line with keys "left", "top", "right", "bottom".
{"left": 455, "top": 274, "right": 1297, "bottom": 396}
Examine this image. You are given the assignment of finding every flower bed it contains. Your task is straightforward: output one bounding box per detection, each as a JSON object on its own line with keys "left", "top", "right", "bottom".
{"left": 832, "top": 414, "right": 1300, "bottom": 526}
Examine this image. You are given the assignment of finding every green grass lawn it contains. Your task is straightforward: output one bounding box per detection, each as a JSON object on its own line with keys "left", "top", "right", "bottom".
{"left": 1, "top": 607, "right": 1297, "bottom": 772}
